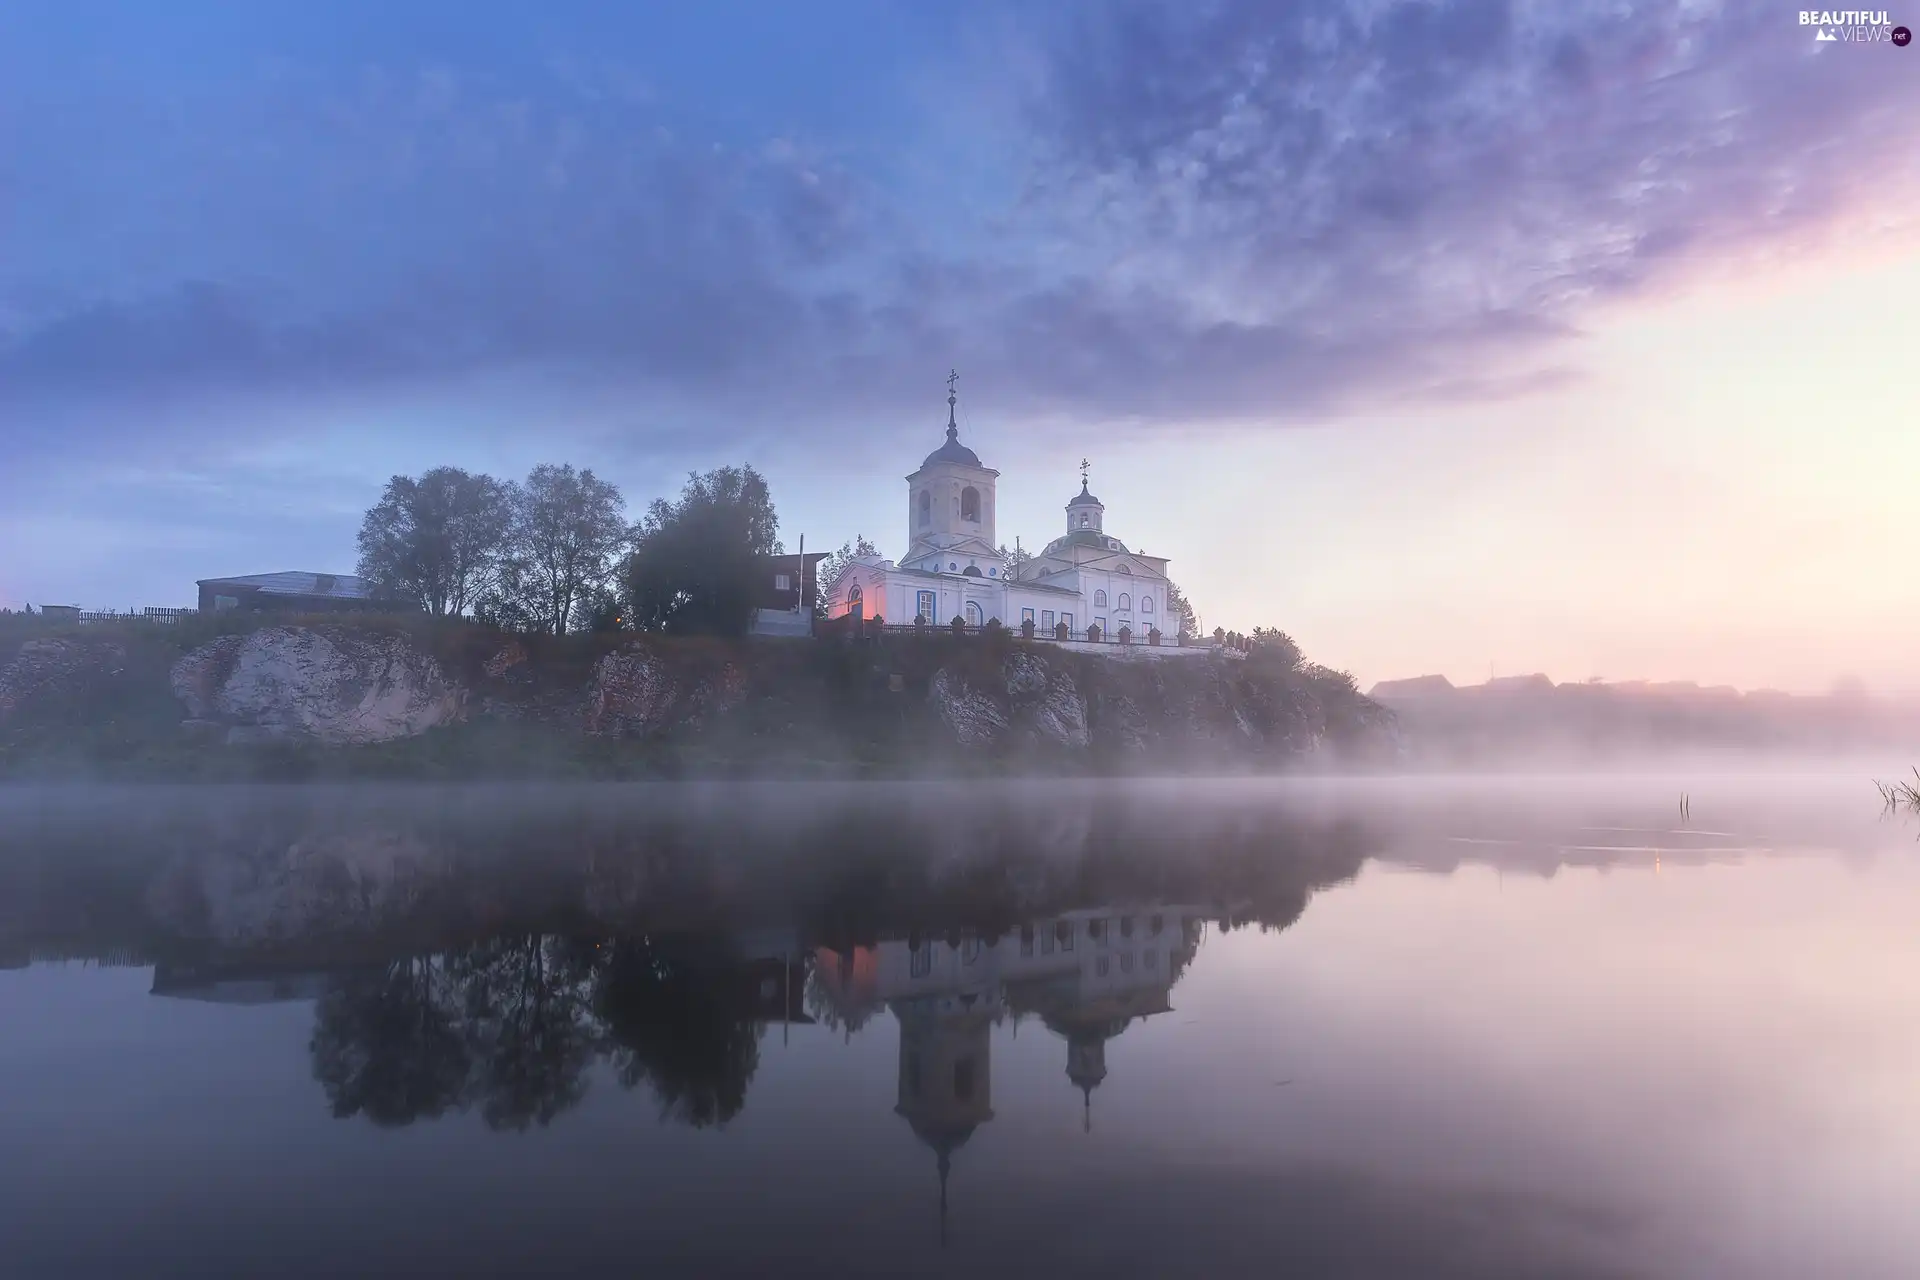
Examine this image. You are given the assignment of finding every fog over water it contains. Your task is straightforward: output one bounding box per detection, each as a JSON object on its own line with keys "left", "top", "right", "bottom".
{"left": 3, "top": 767, "right": 1918, "bottom": 1279}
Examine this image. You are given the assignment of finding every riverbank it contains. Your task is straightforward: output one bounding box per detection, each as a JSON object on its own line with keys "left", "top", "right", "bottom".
{"left": 0, "top": 616, "right": 1395, "bottom": 781}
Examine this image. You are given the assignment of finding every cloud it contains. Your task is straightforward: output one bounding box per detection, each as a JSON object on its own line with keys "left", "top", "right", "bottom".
{"left": 2, "top": 1, "right": 1914, "bottom": 459}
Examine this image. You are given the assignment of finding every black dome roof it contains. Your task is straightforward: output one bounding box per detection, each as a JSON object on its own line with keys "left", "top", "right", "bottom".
{"left": 1067, "top": 479, "right": 1102, "bottom": 506}
{"left": 923, "top": 425, "right": 981, "bottom": 468}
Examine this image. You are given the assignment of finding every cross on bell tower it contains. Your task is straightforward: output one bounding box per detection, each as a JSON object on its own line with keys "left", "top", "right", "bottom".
{"left": 947, "top": 369, "right": 960, "bottom": 439}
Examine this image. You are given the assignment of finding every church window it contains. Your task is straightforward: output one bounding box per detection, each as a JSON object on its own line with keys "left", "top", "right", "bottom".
{"left": 1021, "top": 607, "right": 1035, "bottom": 624}
{"left": 949, "top": 562, "right": 958, "bottom": 571}
{"left": 988, "top": 567, "right": 997, "bottom": 577}
{"left": 1056, "top": 920, "right": 1074, "bottom": 951}
{"left": 965, "top": 601, "right": 984, "bottom": 627}
{"left": 918, "top": 490, "right": 930, "bottom": 526}
{"left": 1061, "top": 613, "right": 1073, "bottom": 632}
{"left": 963, "top": 565, "right": 982, "bottom": 577}
{"left": 1089, "top": 918, "right": 1106, "bottom": 946}
{"left": 911, "top": 944, "right": 931, "bottom": 979}
{"left": 1094, "top": 590, "right": 1107, "bottom": 608}
{"left": 961, "top": 487, "right": 980, "bottom": 521}
{"left": 954, "top": 1058, "right": 976, "bottom": 1101}
{"left": 916, "top": 590, "right": 936, "bottom": 622}
{"left": 1095, "top": 616, "right": 1106, "bottom": 635}
{"left": 848, "top": 583, "right": 863, "bottom": 607}
{"left": 1079, "top": 513, "right": 1090, "bottom": 527}
{"left": 1142, "top": 595, "right": 1154, "bottom": 614}
{"left": 1119, "top": 564, "right": 1133, "bottom": 574}
{"left": 1117, "top": 593, "right": 1131, "bottom": 612}
{"left": 774, "top": 573, "right": 791, "bottom": 592}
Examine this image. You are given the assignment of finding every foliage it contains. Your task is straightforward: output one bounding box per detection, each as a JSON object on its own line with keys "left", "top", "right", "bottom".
{"left": 490, "top": 465, "right": 628, "bottom": 636}
{"left": 997, "top": 542, "right": 1035, "bottom": 583}
{"left": 355, "top": 467, "right": 514, "bottom": 617}
{"left": 1166, "top": 580, "right": 1200, "bottom": 638}
{"left": 1247, "top": 627, "right": 1303, "bottom": 671}
{"left": 624, "top": 465, "right": 781, "bottom": 637}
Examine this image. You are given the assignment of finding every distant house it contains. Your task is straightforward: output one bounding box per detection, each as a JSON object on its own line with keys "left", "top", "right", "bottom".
{"left": 748, "top": 551, "right": 829, "bottom": 637}
{"left": 196, "top": 571, "right": 383, "bottom": 614}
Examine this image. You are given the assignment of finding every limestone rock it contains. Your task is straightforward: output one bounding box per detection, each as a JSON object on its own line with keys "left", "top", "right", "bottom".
{"left": 929, "top": 668, "right": 1008, "bottom": 747}
{"left": 0, "top": 636, "right": 128, "bottom": 721}
{"left": 586, "top": 644, "right": 677, "bottom": 736}
{"left": 171, "top": 626, "right": 465, "bottom": 745}
{"left": 169, "top": 633, "right": 244, "bottom": 719}
{"left": 483, "top": 639, "right": 530, "bottom": 680}
{"left": 1033, "top": 670, "right": 1090, "bottom": 748}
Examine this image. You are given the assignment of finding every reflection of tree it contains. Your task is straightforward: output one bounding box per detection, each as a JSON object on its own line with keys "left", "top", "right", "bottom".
{"left": 594, "top": 936, "right": 761, "bottom": 1128}
{"left": 452, "top": 934, "right": 599, "bottom": 1131}
{"left": 310, "top": 956, "right": 470, "bottom": 1127}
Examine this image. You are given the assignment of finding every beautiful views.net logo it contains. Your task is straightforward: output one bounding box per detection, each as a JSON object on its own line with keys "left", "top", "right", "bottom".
{"left": 1799, "top": 10, "right": 1911, "bottom": 43}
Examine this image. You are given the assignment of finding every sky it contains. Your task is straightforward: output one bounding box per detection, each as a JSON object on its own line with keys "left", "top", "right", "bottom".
{"left": 3, "top": 0, "right": 1917, "bottom": 693}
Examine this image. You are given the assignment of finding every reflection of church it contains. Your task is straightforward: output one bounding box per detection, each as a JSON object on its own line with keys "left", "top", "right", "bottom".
{"left": 812, "top": 907, "right": 1205, "bottom": 1239}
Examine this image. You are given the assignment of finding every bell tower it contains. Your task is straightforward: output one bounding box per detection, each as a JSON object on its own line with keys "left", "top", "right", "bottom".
{"left": 906, "top": 371, "right": 999, "bottom": 565}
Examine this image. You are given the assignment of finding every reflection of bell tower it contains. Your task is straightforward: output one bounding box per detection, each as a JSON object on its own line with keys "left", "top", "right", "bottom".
{"left": 892, "top": 995, "right": 995, "bottom": 1246}
{"left": 1065, "top": 1029, "right": 1108, "bottom": 1133}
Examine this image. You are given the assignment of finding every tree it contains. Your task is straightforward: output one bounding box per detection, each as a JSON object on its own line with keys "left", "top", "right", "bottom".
{"left": 623, "top": 465, "right": 781, "bottom": 636}
{"left": 1249, "top": 627, "right": 1303, "bottom": 671}
{"left": 997, "top": 542, "right": 1035, "bottom": 583}
{"left": 500, "top": 465, "right": 628, "bottom": 635}
{"left": 814, "top": 535, "right": 879, "bottom": 620}
{"left": 355, "top": 467, "right": 514, "bottom": 616}
{"left": 1166, "top": 580, "right": 1200, "bottom": 639}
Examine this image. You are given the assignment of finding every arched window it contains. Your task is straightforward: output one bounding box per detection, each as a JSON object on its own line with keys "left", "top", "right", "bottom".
{"left": 1119, "top": 564, "right": 1133, "bottom": 574}
{"left": 1079, "top": 512, "right": 1090, "bottom": 527}
{"left": 965, "top": 601, "right": 984, "bottom": 627}
{"left": 962, "top": 565, "right": 982, "bottom": 578}
{"left": 1142, "top": 595, "right": 1154, "bottom": 614}
{"left": 1094, "top": 589, "right": 1108, "bottom": 607}
{"left": 917, "top": 490, "right": 930, "bottom": 526}
{"left": 1117, "top": 593, "right": 1131, "bottom": 611}
{"left": 960, "top": 487, "right": 980, "bottom": 521}
{"left": 848, "top": 583, "right": 863, "bottom": 605}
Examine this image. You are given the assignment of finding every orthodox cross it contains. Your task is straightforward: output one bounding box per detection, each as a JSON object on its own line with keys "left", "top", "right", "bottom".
{"left": 1079, "top": 458, "right": 1091, "bottom": 486}
{"left": 946, "top": 369, "right": 959, "bottom": 433}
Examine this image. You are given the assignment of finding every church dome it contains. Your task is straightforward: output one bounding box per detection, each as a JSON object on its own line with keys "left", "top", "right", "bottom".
{"left": 922, "top": 424, "right": 981, "bottom": 468}
{"left": 1067, "top": 479, "right": 1103, "bottom": 507}
{"left": 1042, "top": 530, "right": 1130, "bottom": 557}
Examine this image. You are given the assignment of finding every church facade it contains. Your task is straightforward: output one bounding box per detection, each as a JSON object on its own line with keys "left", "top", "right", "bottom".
{"left": 824, "top": 383, "right": 1175, "bottom": 640}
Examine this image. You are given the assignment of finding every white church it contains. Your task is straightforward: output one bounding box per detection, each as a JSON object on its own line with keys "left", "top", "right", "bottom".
{"left": 825, "top": 378, "right": 1177, "bottom": 642}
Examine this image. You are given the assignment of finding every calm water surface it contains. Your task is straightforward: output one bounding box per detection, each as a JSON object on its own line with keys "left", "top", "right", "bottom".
{"left": 2, "top": 773, "right": 1917, "bottom": 1279}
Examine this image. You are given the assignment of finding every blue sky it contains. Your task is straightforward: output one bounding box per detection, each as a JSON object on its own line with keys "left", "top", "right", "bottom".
{"left": 4, "top": 1, "right": 1917, "bottom": 690}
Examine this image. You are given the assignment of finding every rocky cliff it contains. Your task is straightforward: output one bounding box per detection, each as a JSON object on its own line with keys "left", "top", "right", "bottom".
{"left": 0, "top": 619, "right": 1394, "bottom": 778}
